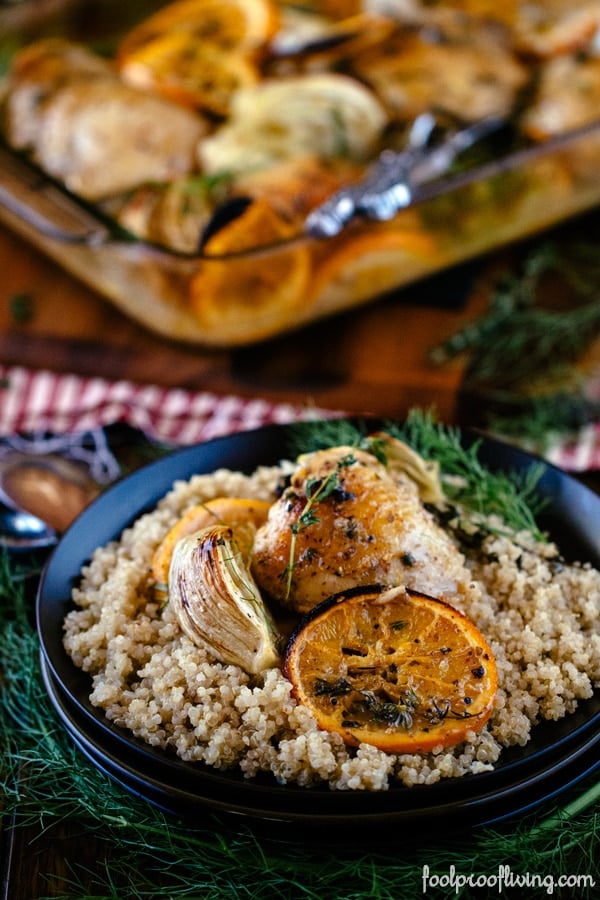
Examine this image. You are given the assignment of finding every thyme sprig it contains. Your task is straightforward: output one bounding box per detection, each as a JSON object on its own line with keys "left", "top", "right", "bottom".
{"left": 357, "top": 688, "right": 418, "bottom": 729}
{"left": 282, "top": 452, "right": 356, "bottom": 600}
{"left": 429, "top": 222, "right": 600, "bottom": 444}
{"left": 430, "top": 235, "right": 600, "bottom": 388}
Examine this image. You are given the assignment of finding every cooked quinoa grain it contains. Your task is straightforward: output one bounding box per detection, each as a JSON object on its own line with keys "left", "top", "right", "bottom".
{"left": 63, "top": 464, "right": 600, "bottom": 791}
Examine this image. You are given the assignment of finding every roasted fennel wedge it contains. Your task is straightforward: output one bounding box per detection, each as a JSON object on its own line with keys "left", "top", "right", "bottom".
{"left": 169, "top": 524, "right": 281, "bottom": 674}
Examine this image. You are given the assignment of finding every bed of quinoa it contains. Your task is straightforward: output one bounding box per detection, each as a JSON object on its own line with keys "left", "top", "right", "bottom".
{"left": 63, "top": 462, "right": 600, "bottom": 791}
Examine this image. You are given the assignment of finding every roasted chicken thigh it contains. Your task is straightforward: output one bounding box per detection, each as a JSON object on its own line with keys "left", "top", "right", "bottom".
{"left": 252, "top": 444, "right": 471, "bottom": 614}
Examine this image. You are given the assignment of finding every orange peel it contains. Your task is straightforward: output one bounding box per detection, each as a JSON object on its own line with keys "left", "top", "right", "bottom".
{"left": 283, "top": 585, "right": 498, "bottom": 754}
{"left": 188, "top": 199, "right": 311, "bottom": 344}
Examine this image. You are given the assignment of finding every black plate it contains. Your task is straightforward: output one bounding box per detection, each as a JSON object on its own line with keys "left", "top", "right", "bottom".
{"left": 36, "top": 421, "right": 600, "bottom": 838}
{"left": 39, "top": 654, "right": 600, "bottom": 843}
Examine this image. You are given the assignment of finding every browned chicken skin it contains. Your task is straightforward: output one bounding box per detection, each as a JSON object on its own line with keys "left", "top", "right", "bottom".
{"left": 251, "top": 445, "right": 471, "bottom": 614}
{"left": 3, "top": 38, "right": 207, "bottom": 202}
{"left": 352, "top": 27, "right": 528, "bottom": 124}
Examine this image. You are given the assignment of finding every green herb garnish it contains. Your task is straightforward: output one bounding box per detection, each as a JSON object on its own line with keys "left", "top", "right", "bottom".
{"left": 429, "top": 224, "right": 600, "bottom": 447}
{"left": 357, "top": 688, "right": 418, "bottom": 729}
{"left": 282, "top": 453, "right": 356, "bottom": 600}
{"left": 9, "top": 292, "right": 34, "bottom": 323}
{"left": 286, "top": 410, "right": 546, "bottom": 538}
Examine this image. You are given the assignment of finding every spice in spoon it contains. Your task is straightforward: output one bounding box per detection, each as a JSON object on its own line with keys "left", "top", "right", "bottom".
{"left": 0, "top": 455, "right": 99, "bottom": 532}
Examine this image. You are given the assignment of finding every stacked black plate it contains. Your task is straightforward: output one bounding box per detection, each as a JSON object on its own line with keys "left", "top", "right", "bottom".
{"left": 36, "top": 422, "right": 600, "bottom": 845}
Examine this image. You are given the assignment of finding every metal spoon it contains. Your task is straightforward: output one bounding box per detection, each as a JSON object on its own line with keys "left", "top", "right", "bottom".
{"left": 0, "top": 505, "right": 58, "bottom": 550}
{"left": 0, "top": 452, "right": 100, "bottom": 550}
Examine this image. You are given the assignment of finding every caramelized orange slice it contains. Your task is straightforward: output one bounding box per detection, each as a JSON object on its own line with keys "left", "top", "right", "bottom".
{"left": 152, "top": 496, "right": 271, "bottom": 594}
{"left": 309, "top": 227, "right": 437, "bottom": 316}
{"left": 284, "top": 586, "right": 498, "bottom": 753}
{"left": 302, "top": 1, "right": 363, "bottom": 18}
{"left": 118, "top": 0, "right": 280, "bottom": 113}
{"left": 118, "top": 0, "right": 280, "bottom": 58}
{"left": 119, "top": 31, "right": 260, "bottom": 115}
{"left": 189, "top": 199, "right": 311, "bottom": 344}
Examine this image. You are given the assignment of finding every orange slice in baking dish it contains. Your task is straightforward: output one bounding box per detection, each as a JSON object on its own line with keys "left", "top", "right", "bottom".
{"left": 118, "top": 0, "right": 280, "bottom": 57}
{"left": 118, "top": 0, "right": 280, "bottom": 112}
{"left": 188, "top": 198, "right": 311, "bottom": 345}
{"left": 152, "top": 496, "right": 271, "bottom": 595}
{"left": 308, "top": 227, "right": 438, "bottom": 315}
{"left": 283, "top": 585, "right": 498, "bottom": 754}
{"left": 119, "top": 32, "right": 260, "bottom": 116}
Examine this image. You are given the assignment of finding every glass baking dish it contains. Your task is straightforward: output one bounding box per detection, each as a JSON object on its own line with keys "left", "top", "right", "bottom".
{"left": 1, "top": 1, "right": 600, "bottom": 347}
{"left": 2, "top": 119, "right": 600, "bottom": 347}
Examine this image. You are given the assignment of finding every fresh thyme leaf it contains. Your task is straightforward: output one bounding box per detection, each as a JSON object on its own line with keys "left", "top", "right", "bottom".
{"left": 430, "top": 223, "right": 600, "bottom": 447}
{"left": 305, "top": 472, "right": 339, "bottom": 504}
{"left": 9, "top": 292, "right": 34, "bottom": 323}
{"left": 179, "top": 170, "right": 235, "bottom": 204}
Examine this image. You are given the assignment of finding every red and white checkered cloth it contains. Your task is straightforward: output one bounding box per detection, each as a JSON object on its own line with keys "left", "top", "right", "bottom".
{"left": 543, "top": 426, "right": 600, "bottom": 472}
{"left": 1, "top": 363, "right": 599, "bottom": 471}
{"left": 0, "top": 364, "right": 339, "bottom": 446}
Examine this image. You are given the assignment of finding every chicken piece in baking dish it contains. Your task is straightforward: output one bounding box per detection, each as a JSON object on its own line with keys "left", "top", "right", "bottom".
{"left": 510, "top": 0, "right": 600, "bottom": 58}
{"left": 352, "top": 26, "right": 528, "bottom": 124}
{"left": 2, "top": 39, "right": 208, "bottom": 201}
{"left": 31, "top": 78, "right": 207, "bottom": 201}
{"left": 520, "top": 52, "right": 600, "bottom": 140}
{"left": 364, "top": 0, "right": 600, "bottom": 57}
{"left": 2, "top": 38, "right": 113, "bottom": 151}
{"left": 251, "top": 444, "right": 471, "bottom": 615}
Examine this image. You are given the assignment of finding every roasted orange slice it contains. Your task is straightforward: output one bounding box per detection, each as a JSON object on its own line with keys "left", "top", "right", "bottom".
{"left": 119, "top": 31, "right": 260, "bottom": 115}
{"left": 309, "top": 227, "right": 437, "bottom": 316}
{"left": 118, "top": 0, "right": 280, "bottom": 113}
{"left": 283, "top": 586, "right": 498, "bottom": 754}
{"left": 189, "top": 198, "right": 311, "bottom": 344}
{"left": 118, "top": 0, "right": 280, "bottom": 58}
{"left": 152, "top": 496, "right": 271, "bottom": 594}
